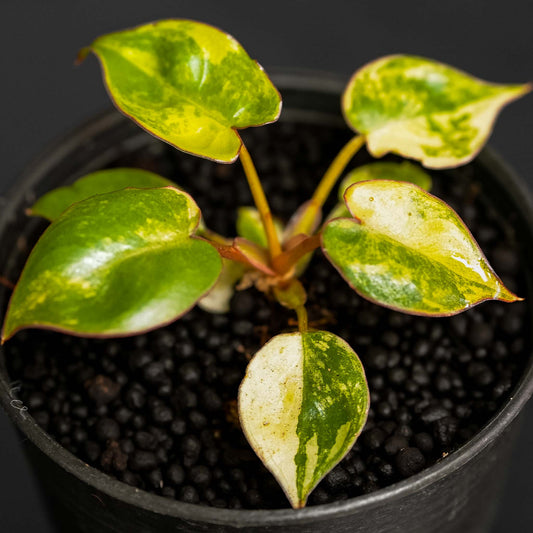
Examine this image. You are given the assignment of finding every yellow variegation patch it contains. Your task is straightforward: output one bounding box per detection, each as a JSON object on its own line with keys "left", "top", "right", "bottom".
{"left": 343, "top": 55, "right": 530, "bottom": 168}
{"left": 322, "top": 180, "right": 520, "bottom": 315}
{"left": 239, "top": 331, "right": 369, "bottom": 508}
{"left": 84, "top": 20, "right": 281, "bottom": 162}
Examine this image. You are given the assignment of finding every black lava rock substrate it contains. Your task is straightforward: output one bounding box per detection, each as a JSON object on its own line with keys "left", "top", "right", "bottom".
{"left": 5, "top": 119, "right": 530, "bottom": 509}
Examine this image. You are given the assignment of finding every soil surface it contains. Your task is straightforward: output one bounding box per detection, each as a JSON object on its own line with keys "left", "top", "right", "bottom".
{"left": 4, "top": 119, "right": 530, "bottom": 509}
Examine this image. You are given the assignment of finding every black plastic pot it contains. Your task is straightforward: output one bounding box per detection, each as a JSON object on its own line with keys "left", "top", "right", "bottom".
{"left": 1, "top": 73, "right": 532, "bottom": 533}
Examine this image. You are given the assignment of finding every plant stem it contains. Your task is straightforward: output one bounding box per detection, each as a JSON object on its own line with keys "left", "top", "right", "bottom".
{"left": 273, "top": 233, "right": 321, "bottom": 275}
{"left": 290, "top": 135, "right": 365, "bottom": 237}
{"left": 296, "top": 306, "right": 308, "bottom": 333}
{"left": 239, "top": 144, "right": 282, "bottom": 259}
{"left": 312, "top": 135, "right": 365, "bottom": 208}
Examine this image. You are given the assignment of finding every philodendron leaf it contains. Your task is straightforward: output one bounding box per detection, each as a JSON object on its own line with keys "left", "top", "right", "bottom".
{"left": 2, "top": 187, "right": 221, "bottom": 341}
{"left": 328, "top": 161, "right": 432, "bottom": 220}
{"left": 322, "top": 180, "right": 520, "bottom": 316}
{"left": 29, "top": 168, "right": 176, "bottom": 221}
{"left": 343, "top": 55, "right": 531, "bottom": 168}
{"left": 236, "top": 207, "right": 283, "bottom": 248}
{"left": 239, "top": 330, "right": 369, "bottom": 508}
{"left": 83, "top": 20, "right": 281, "bottom": 163}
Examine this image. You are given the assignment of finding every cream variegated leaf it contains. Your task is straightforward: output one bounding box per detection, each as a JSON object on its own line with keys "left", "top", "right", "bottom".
{"left": 343, "top": 55, "right": 530, "bottom": 168}
{"left": 239, "top": 331, "right": 369, "bottom": 508}
{"left": 322, "top": 180, "right": 520, "bottom": 316}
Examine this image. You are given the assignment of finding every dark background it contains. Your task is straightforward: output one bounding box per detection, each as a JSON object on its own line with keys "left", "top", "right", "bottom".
{"left": 0, "top": 1, "right": 531, "bottom": 531}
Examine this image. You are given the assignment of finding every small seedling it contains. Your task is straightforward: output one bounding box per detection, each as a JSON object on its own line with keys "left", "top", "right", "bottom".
{"left": 2, "top": 20, "right": 530, "bottom": 508}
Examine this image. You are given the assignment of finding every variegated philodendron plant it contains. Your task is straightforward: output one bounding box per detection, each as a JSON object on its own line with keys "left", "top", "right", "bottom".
{"left": 2, "top": 20, "right": 530, "bottom": 508}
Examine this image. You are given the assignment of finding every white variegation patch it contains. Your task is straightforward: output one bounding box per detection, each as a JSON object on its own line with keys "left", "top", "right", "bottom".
{"left": 239, "top": 333, "right": 304, "bottom": 507}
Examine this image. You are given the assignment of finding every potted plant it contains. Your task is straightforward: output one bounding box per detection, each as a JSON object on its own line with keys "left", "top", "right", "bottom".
{"left": 1, "top": 19, "right": 532, "bottom": 532}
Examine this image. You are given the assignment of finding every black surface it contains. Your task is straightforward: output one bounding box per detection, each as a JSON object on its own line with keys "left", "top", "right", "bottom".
{"left": 0, "top": 2, "right": 531, "bottom": 532}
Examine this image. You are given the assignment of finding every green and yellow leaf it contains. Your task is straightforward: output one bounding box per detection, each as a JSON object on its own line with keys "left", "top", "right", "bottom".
{"left": 239, "top": 330, "right": 369, "bottom": 508}
{"left": 2, "top": 187, "right": 222, "bottom": 341}
{"left": 322, "top": 180, "right": 520, "bottom": 316}
{"left": 328, "top": 161, "right": 432, "bottom": 220}
{"left": 343, "top": 55, "right": 531, "bottom": 168}
{"left": 83, "top": 19, "right": 281, "bottom": 163}
{"left": 236, "top": 206, "right": 283, "bottom": 248}
{"left": 29, "top": 168, "right": 176, "bottom": 221}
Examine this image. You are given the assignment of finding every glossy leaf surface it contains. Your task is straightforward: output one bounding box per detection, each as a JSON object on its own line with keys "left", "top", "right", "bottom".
{"left": 322, "top": 180, "right": 519, "bottom": 315}
{"left": 236, "top": 206, "right": 283, "bottom": 248}
{"left": 239, "top": 331, "right": 369, "bottom": 508}
{"left": 329, "top": 161, "right": 432, "bottom": 219}
{"left": 3, "top": 188, "right": 221, "bottom": 341}
{"left": 85, "top": 20, "right": 281, "bottom": 162}
{"left": 29, "top": 168, "right": 176, "bottom": 221}
{"left": 343, "top": 55, "right": 530, "bottom": 168}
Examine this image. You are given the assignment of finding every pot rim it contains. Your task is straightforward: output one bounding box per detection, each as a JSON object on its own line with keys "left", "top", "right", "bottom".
{"left": 0, "top": 71, "right": 532, "bottom": 528}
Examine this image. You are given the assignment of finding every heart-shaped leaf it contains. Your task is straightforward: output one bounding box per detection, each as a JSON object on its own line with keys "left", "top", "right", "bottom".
{"left": 236, "top": 206, "right": 283, "bottom": 248}
{"left": 322, "top": 180, "right": 520, "bottom": 316}
{"left": 82, "top": 20, "right": 281, "bottom": 163}
{"left": 29, "top": 168, "right": 177, "bottom": 221}
{"left": 239, "top": 330, "right": 369, "bottom": 508}
{"left": 2, "top": 187, "right": 221, "bottom": 341}
{"left": 328, "top": 161, "right": 433, "bottom": 220}
{"left": 343, "top": 55, "right": 530, "bottom": 168}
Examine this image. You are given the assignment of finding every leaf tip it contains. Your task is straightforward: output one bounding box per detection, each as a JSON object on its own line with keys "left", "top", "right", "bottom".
{"left": 75, "top": 46, "right": 91, "bottom": 66}
{"left": 1, "top": 321, "right": 13, "bottom": 345}
{"left": 513, "top": 82, "right": 532, "bottom": 98}
{"left": 499, "top": 287, "right": 524, "bottom": 303}
{"left": 291, "top": 497, "right": 307, "bottom": 510}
